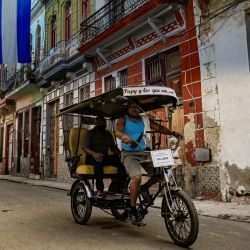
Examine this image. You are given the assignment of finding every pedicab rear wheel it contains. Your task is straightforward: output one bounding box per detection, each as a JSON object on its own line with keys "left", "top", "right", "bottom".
{"left": 71, "top": 182, "right": 92, "bottom": 224}
{"left": 162, "top": 190, "right": 199, "bottom": 247}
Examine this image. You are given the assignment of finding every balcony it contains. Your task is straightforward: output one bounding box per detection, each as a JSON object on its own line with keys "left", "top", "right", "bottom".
{"left": 5, "top": 65, "right": 35, "bottom": 90}
{"left": 4, "top": 64, "right": 37, "bottom": 99}
{"left": 78, "top": 0, "right": 187, "bottom": 55}
{"left": 36, "top": 39, "right": 84, "bottom": 82}
{"left": 79, "top": 0, "right": 149, "bottom": 44}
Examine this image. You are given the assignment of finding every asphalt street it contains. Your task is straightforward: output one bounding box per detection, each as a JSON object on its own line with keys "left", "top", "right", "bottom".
{"left": 0, "top": 180, "right": 249, "bottom": 250}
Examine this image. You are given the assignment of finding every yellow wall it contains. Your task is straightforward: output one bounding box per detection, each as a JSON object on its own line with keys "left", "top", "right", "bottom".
{"left": 45, "top": 0, "right": 94, "bottom": 51}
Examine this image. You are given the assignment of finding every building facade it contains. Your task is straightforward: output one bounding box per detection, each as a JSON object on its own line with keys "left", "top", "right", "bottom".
{"left": 39, "top": 0, "right": 94, "bottom": 181}
{"left": 0, "top": 0, "right": 249, "bottom": 200}
{"left": 77, "top": 0, "right": 201, "bottom": 196}
{"left": 195, "top": 0, "right": 250, "bottom": 200}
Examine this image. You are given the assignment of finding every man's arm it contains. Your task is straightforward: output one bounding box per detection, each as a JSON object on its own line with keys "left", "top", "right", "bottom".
{"left": 115, "top": 117, "right": 131, "bottom": 144}
{"left": 108, "top": 131, "right": 121, "bottom": 156}
{"left": 150, "top": 120, "right": 182, "bottom": 137}
{"left": 82, "top": 131, "right": 103, "bottom": 162}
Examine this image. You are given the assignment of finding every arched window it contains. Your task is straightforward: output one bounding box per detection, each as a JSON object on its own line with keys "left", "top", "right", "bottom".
{"left": 82, "top": 0, "right": 89, "bottom": 21}
{"left": 51, "top": 15, "right": 57, "bottom": 48}
{"left": 65, "top": 2, "right": 72, "bottom": 41}
{"left": 35, "top": 25, "right": 41, "bottom": 63}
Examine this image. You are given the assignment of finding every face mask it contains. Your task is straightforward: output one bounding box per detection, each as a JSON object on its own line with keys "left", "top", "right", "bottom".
{"left": 170, "top": 144, "right": 177, "bottom": 150}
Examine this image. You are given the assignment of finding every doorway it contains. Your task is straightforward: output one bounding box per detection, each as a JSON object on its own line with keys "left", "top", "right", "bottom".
{"left": 31, "top": 107, "right": 41, "bottom": 175}
{"left": 48, "top": 100, "right": 59, "bottom": 177}
{"left": 5, "top": 124, "right": 14, "bottom": 174}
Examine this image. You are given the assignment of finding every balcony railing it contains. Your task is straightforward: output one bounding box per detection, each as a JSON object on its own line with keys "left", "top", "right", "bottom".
{"left": 79, "top": 0, "right": 149, "bottom": 44}
{"left": 4, "top": 64, "right": 35, "bottom": 92}
{"left": 36, "top": 39, "right": 80, "bottom": 78}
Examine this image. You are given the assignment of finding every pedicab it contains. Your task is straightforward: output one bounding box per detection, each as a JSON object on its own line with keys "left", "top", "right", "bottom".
{"left": 59, "top": 86, "right": 199, "bottom": 247}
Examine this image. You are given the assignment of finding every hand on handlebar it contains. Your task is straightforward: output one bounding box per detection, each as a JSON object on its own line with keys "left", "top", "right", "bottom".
{"left": 121, "top": 135, "right": 131, "bottom": 144}
{"left": 172, "top": 131, "right": 183, "bottom": 139}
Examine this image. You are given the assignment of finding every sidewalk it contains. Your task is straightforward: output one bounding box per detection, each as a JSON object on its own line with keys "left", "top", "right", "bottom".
{"left": 1, "top": 175, "right": 250, "bottom": 223}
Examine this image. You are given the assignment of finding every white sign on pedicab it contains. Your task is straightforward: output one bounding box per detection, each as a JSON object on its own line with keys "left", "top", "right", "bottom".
{"left": 123, "top": 86, "right": 177, "bottom": 98}
{"left": 150, "top": 149, "right": 174, "bottom": 168}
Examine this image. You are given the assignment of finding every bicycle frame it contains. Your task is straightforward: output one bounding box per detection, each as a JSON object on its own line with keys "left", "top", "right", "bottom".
{"left": 138, "top": 166, "right": 181, "bottom": 215}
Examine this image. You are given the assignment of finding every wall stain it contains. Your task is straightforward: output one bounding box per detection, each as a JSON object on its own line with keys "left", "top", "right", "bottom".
{"left": 225, "top": 162, "right": 250, "bottom": 193}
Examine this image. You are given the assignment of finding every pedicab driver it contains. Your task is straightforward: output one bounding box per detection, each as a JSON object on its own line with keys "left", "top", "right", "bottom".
{"left": 116, "top": 100, "right": 182, "bottom": 226}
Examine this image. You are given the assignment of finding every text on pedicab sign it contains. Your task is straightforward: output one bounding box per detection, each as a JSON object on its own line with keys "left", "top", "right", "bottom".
{"left": 123, "top": 86, "right": 176, "bottom": 96}
{"left": 150, "top": 149, "right": 174, "bottom": 168}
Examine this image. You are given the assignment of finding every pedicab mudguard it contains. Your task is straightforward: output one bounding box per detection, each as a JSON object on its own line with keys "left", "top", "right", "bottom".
{"left": 69, "top": 180, "right": 93, "bottom": 199}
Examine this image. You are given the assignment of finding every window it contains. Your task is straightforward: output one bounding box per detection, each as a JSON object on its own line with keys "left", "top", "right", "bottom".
{"left": 104, "top": 68, "right": 128, "bottom": 91}
{"left": 64, "top": 91, "right": 74, "bottom": 107}
{"left": 65, "top": 2, "right": 72, "bottom": 41}
{"left": 35, "top": 25, "right": 41, "bottom": 64}
{"left": 51, "top": 15, "right": 57, "bottom": 48}
{"left": 82, "top": 0, "right": 89, "bottom": 21}
{"left": 104, "top": 75, "right": 116, "bottom": 91}
{"left": 117, "top": 68, "right": 128, "bottom": 87}
{"left": 79, "top": 84, "right": 90, "bottom": 101}
{"left": 109, "top": 0, "right": 125, "bottom": 25}
{"left": 146, "top": 55, "right": 163, "bottom": 85}
{"left": 30, "top": 33, "right": 33, "bottom": 56}
{"left": 145, "top": 48, "right": 181, "bottom": 96}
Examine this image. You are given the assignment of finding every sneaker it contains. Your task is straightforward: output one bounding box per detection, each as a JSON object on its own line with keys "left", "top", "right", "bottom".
{"left": 129, "top": 210, "right": 146, "bottom": 226}
{"left": 140, "top": 187, "right": 151, "bottom": 203}
{"left": 96, "top": 190, "right": 106, "bottom": 198}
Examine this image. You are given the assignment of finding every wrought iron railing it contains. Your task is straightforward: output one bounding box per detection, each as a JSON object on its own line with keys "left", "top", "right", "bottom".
{"left": 36, "top": 38, "right": 80, "bottom": 78}
{"left": 79, "top": 0, "right": 149, "bottom": 44}
{"left": 4, "top": 64, "right": 35, "bottom": 92}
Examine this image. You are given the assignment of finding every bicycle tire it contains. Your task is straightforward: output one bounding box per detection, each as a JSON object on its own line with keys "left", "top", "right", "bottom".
{"left": 162, "top": 190, "right": 199, "bottom": 247}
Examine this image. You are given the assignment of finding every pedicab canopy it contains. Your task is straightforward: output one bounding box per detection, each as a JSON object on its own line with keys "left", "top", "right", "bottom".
{"left": 59, "top": 86, "right": 177, "bottom": 119}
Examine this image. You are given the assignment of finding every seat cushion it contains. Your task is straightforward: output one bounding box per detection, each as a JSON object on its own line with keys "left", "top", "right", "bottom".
{"left": 76, "top": 165, "right": 118, "bottom": 175}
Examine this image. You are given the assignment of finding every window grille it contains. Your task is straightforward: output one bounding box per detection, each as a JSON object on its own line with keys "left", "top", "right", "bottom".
{"left": 64, "top": 91, "right": 74, "bottom": 107}
{"left": 104, "top": 75, "right": 116, "bottom": 91}
{"left": 117, "top": 68, "right": 128, "bottom": 87}
{"left": 145, "top": 48, "right": 182, "bottom": 96}
{"left": 79, "top": 84, "right": 90, "bottom": 101}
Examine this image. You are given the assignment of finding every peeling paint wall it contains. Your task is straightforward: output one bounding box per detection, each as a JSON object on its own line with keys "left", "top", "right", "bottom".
{"left": 195, "top": 0, "right": 250, "bottom": 199}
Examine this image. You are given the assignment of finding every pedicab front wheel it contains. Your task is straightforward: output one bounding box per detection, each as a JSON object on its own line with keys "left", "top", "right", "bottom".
{"left": 162, "top": 190, "right": 199, "bottom": 247}
{"left": 71, "top": 181, "right": 92, "bottom": 224}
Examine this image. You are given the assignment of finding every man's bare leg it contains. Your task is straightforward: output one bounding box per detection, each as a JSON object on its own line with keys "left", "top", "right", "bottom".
{"left": 129, "top": 175, "right": 141, "bottom": 207}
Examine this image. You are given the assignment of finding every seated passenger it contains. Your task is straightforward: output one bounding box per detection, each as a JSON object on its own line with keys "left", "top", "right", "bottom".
{"left": 83, "top": 115, "right": 127, "bottom": 198}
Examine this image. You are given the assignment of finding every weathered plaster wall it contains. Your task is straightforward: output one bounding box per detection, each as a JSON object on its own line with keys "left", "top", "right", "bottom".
{"left": 195, "top": 0, "right": 250, "bottom": 199}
